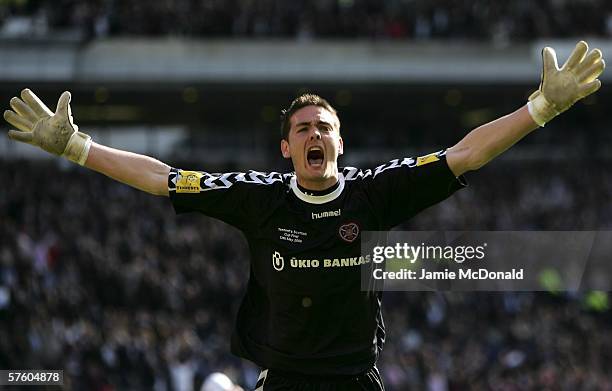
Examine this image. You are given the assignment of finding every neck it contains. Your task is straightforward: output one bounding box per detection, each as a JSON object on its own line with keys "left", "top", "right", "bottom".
{"left": 296, "top": 174, "right": 339, "bottom": 192}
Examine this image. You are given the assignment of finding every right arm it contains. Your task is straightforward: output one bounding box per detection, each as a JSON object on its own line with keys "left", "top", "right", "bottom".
{"left": 85, "top": 143, "right": 170, "bottom": 196}
{"left": 4, "top": 89, "right": 170, "bottom": 197}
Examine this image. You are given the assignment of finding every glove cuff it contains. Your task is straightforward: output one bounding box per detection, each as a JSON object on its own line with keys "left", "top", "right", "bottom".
{"left": 63, "top": 131, "right": 92, "bottom": 166}
{"left": 527, "top": 91, "right": 559, "bottom": 127}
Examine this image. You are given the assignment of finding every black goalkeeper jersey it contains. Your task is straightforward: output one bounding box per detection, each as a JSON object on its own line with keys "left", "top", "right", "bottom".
{"left": 168, "top": 150, "right": 465, "bottom": 375}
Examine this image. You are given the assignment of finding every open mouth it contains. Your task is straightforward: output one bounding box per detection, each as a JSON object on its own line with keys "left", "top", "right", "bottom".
{"left": 307, "top": 146, "right": 324, "bottom": 168}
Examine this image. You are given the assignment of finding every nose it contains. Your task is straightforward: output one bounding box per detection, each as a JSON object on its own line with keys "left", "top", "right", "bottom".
{"left": 309, "top": 128, "right": 322, "bottom": 140}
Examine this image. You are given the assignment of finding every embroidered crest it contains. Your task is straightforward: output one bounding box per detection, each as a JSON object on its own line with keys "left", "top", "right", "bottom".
{"left": 339, "top": 222, "right": 360, "bottom": 243}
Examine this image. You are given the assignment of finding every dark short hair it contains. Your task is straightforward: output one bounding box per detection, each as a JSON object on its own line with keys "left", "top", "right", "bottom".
{"left": 279, "top": 94, "right": 338, "bottom": 140}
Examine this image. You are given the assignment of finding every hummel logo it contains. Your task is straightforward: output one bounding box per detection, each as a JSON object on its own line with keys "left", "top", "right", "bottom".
{"left": 312, "top": 209, "right": 341, "bottom": 220}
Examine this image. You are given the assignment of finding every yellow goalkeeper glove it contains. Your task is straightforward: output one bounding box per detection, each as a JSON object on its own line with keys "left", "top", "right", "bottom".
{"left": 528, "top": 41, "right": 605, "bottom": 127}
{"left": 3, "top": 89, "right": 91, "bottom": 165}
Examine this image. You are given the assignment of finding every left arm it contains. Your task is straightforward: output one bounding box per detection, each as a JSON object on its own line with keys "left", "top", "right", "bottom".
{"left": 446, "top": 105, "right": 538, "bottom": 176}
{"left": 447, "top": 40, "right": 604, "bottom": 177}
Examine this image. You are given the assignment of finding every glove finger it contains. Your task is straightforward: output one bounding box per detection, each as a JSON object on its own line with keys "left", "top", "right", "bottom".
{"left": 3, "top": 110, "right": 33, "bottom": 132}
{"left": 578, "top": 59, "right": 605, "bottom": 83}
{"left": 580, "top": 49, "right": 603, "bottom": 69}
{"left": 562, "top": 41, "right": 588, "bottom": 71}
{"left": 55, "top": 91, "right": 72, "bottom": 117}
{"left": 542, "top": 47, "right": 559, "bottom": 77}
{"left": 20, "top": 88, "right": 53, "bottom": 117}
{"left": 8, "top": 129, "right": 34, "bottom": 144}
{"left": 10, "top": 97, "right": 38, "bottom": 123}
{"left": 578, "top": 79, "right": 601, "bottom": 98}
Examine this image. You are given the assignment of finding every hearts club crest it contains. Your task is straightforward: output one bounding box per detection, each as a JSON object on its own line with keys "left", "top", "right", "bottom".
{"left": 339, "top": 222, "right": 360, "bottom": 243}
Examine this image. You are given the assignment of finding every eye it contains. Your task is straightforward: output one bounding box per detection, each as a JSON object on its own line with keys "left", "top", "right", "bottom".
{"left": 297, "top": 128, "right": 307, "bottom": 133}
{"left": 319, "top": 124, "right": 331, "bottom": 132}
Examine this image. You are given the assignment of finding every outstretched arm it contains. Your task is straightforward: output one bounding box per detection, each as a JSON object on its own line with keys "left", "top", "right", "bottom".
{"left": 447, "top": 41, "right": 604, "bottom": 176}
{"left": 446, "top": 105, "right": 538, "bottom": 176}
{"left": 4, "top": 89, "right": 170, "bottom": 196}
{"left": 85, "top": 143, "right": 170, "bottom": 196}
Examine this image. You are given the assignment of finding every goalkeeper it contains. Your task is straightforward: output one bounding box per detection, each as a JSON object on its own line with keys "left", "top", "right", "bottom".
{"left": 4, "top": 42, "right": 604, "bottom": 390}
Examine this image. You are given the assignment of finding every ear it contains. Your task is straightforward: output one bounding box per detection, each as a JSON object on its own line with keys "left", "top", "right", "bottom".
{"left": 338, "top": 137, "right": 344, "bottom": 156}
{"left": 281, "top": 139, "right": 291, "bottom": 159}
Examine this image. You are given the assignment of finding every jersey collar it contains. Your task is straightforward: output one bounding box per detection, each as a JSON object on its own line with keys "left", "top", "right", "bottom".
{"left": 290, "top": 174, "right": 345, "bottom": 204}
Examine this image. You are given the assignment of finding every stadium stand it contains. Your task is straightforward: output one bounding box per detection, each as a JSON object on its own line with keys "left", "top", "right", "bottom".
{"left": 0, "top": 0, "right": 611, "bottom": 41}
{"left": 1, "top": 159, "right": 611, "bottom": 390}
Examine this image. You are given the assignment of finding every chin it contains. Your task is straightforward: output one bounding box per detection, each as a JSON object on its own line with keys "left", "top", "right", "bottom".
{"left": 312, "top": 169, "right": 330, "bottom": 178}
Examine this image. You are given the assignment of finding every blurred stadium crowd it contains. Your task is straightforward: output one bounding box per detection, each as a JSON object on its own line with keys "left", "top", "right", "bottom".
{"left": 1, "top": 159, "right": 611, "bottom": 390}
{"left": 0, "top": 0, "right": 611, "bottom": 41}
